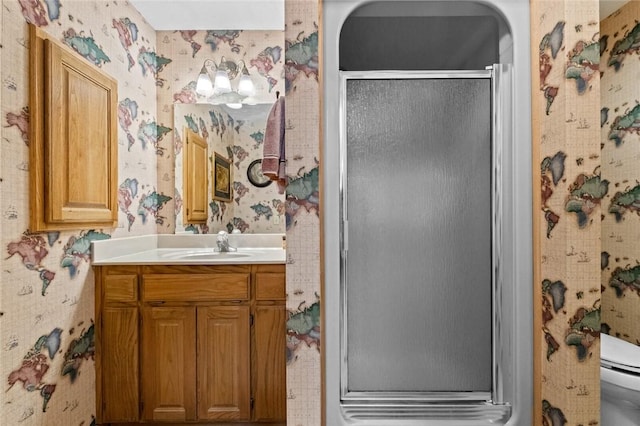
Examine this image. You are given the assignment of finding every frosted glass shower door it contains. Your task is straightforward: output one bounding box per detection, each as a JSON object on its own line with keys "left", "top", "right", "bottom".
{"left": 342, "top": 73, "right": 493, "bottom": 396}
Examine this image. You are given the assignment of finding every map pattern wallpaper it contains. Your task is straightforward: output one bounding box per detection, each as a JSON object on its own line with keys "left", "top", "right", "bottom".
{"left": 282, "top": 1, "right": 321, "bottom": 425}
{"left": 600, "top": 0, "right": 640, "bottom": 347}
{"left": 1, "top": 0, "right": 160, "bottom": 424}
{"left": 532, "top": 0, "right": 602, "bottom": 424}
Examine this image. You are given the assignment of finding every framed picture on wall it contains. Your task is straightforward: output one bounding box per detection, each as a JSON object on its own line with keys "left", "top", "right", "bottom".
{"left": 213, "top": 152, "right": 232, "bottom": 202}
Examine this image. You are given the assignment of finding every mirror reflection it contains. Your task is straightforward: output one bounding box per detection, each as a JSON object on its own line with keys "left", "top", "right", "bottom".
{"left": 174, "top": 103, "right": 286, "bottom": 234}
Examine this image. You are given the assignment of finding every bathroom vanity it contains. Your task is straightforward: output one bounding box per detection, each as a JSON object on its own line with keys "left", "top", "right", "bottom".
{"left": 92, "top": 235, "right": 286, "bottom": 425}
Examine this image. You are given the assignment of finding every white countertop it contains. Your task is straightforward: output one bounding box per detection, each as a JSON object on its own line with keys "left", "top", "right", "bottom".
{"left": 92, "top": 234, "right": 286, "bottom": 265}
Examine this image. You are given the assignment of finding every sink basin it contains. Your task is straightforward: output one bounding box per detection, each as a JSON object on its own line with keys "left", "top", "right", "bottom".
{"left": 174, "top": 252, "right": 250, "bottom": 260}
{"left": 159, "top": 249, "right": 250, "bottom": 260}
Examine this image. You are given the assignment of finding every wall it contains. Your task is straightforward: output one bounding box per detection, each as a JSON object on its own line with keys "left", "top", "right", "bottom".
{"left": 173, "top": 103, "right": 285, "bottom": 233}
{"left": 600, "top": 1, "right": 640, "bottom": 346}
{"left": 0, "top": 0, "right": 162, "bottom": 424}
{"left": 283, "top": 1, "right": 321, "bottom": 425}
{"left": 155, "top": 29, "right": 285, "bottom": 234}
{"left": 531, "top": 1, "right": 602, "bottom": 424}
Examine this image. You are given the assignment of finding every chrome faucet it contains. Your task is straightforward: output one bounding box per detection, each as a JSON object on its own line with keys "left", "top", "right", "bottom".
{"left": 216, "top": 230, "right": 235, "bottom": 252}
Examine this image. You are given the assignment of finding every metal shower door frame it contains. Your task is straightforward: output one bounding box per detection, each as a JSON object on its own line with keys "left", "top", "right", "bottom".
{"left": 338, "top": 66, "right": 512, "bottom": 421}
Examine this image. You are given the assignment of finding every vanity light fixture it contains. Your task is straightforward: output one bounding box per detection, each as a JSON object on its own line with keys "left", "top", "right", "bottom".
{"left": 195, "top": 58, "right": 255, "bottom": 108}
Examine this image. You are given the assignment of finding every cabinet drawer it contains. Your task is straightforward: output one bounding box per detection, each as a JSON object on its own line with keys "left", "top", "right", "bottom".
{"left": 104, "top": 274, "right": 138, "bottom": 303}
{"left": 142, "top": 274, "right": 249, "bottom": 302}
{"left": 255, "top": 273, "right": 286, "bottom": 301}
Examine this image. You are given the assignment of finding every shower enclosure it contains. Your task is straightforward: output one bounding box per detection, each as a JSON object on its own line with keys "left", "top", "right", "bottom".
{"left": 323, "top": 1, "right": 532, "bottom": 425}
{"left": 342, "top": 69, "right": 496, "bottom": 405}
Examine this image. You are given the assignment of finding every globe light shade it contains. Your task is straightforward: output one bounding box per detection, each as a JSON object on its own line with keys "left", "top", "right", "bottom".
{"left": 195, "top": 72, "right": 214, "bottom": 96}
{"left": 213, "top": 70, "right": 232, "bottom": 95}
{"left": 237, "top": 74, "right": 255, "bottom": 97}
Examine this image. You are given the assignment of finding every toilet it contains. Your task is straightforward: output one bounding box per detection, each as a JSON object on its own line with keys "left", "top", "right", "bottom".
{"left": 601, "top": 333, "right": 640, "bottom": 425}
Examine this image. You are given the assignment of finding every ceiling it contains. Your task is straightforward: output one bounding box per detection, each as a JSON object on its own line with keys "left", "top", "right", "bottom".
{"left": 130, "top": 1, "right": 628, "bottom": 32}
{"left": 129, "top": 0, "right": 284, "bottom": 30}
{"left": 600, "top": 0, "right": 630, "bottom": 19}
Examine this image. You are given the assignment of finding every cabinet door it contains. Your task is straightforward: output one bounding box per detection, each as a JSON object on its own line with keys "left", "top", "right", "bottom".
{"left": 101, "top": 307, "right": 139, "bottom": 422}
{"left": 141, "top": 307, "right": 196, "bottom": 422}
{"left": 183, "top": 128, "right": 208, "bottom": 223}
{"left": 29, "top": 25, "right": 118, "bottom": 231}
{"left": 253, "top": 306, "right": 287, "bottom": 421}
{"left": 197, "top": 306, "right": 250, "bottom": 420}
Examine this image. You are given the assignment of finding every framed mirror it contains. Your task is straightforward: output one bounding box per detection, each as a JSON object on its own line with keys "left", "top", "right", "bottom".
{"left": 173, "top": 103, "right": 285, "bottom": 234}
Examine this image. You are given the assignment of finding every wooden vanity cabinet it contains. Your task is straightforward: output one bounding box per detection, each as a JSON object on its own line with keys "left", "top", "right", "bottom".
{"left": 253, "top": 269, "right": 287, "bottom": 421}
{"left": 95, "top": 266, "right": 140, "bottom": 423}
{"left": 94, "top": 264, "right": 286, "bottom": 425}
